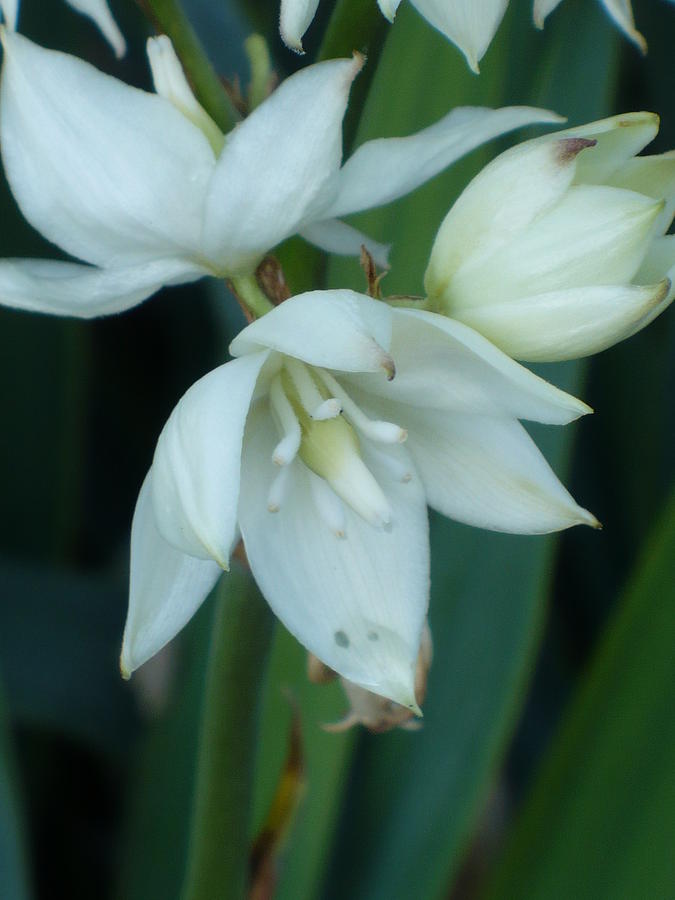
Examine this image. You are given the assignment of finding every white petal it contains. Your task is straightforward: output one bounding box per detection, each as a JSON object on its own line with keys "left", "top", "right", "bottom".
{"left": 556, "top": 112, "right": 658, "bottom": 183}
{"left": 325, "top": 105, "right": 563, "bottom": 221}
{"left": 425, "top": 135, "right": 588, "bottom": 300}
{"left": 65, "top": 0, "right": 126, "bottom": 57}
{"left": 402, "top": 411, "right": 597, "bottom": 533}
{"left": 409, "top": 0, "right": 509, "bottom": 73}
{"left": 147, "top": 35, "right": 223, "bottom": 155}
{"left": 279, "top": 0, "right": 321, "bottom": 52}
{"left": 636, "top": 234, "right": 675, "bottom": 284}
{"left": 0, "top": 257, "right": 204, "bottom": 318}
{"left": 239, "top": 404, "right": 429, "bottom": 707}
{"left": 377, "top": 0, "right": 403, "bottom": 21}
{"left": 0, "top": 0, "right": 18, "bottom": 29}
{"left": 0, "top": 32, "right": 215, "bottom": 268}
{"left": 533, "top": 0, "right": 564, "bottom": 28}
{"left": 606, "top": 151, "right": 675, "bottom": 235}
{"left": 202, "top": 56, "right": 362, "bottom": 273}
{"left": 151, "top": 352, "right": 269, "bottom": 565}
{"left": 448, "top": 185, "right": 662, "bottom": 308}
{"left": 348, "top": 308, "right": 591, "bottom": 424}
{"left": 300, "top": 218, "right": 390, "bottom": 269}
{"left": 120, "top": 472, "right": 222, "bottom": 677}
{"left": 230, "top": 290, "right": 394, "bottom": 375}
{"left": 600, "top": 0, "right": 647, "bottom": 52}
{"left": 454, "top": 280, "right": 672, "bottom": 362}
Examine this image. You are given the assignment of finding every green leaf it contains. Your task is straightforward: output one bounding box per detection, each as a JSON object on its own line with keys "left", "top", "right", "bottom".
{"left": 482, "top": 486, "right": 675, "bottom": 900}
{"left": 0, "top": 562, "right": 136, "bottom": 753}
{"left": 0, "top": 686, "right": 32, "bottom": 900}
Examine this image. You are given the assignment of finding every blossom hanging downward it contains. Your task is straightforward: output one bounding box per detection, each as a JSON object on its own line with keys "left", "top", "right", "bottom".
{"left": 0, "top": 0, "right": 125, "bottom": 57}
{"left": 280, "top": 0, "right": 509, "bottom": 72}
{"left": 121, "top": 290, "right": 596, "bottom": 708}
{"left": 425, "top": 113, "right": 675, "bottom": 361}
{"left": 0, "top": 30, "right": 561, "bottom": 321}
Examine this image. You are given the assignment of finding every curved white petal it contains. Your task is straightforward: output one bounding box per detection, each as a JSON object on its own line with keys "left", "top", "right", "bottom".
{"left": 377, "top": 0, "right": 403, "bottom": 22}
{"left": 0, "top": 32, "right": 214, "bottom": 268}
{"left": 348, "top": 308, "right": 590, "bottom": 424}
{"left": 425, "top": 135, "right": 586, "bottom": 299}
{"left": 325, "top": 105, "right": 563, "bottom": 221}
{"left": 448, "top": 185, "right": 662, "bottom": 308}
{"left": 299, "top": 219, "right": 390, "bottom": 269}
{"left": 65, "top": 0, "right": 126, "bottom": 57}
{"left": 636, "top": 234, "right": 675, "bottom": 284}
{"left": 401, "top": 410, "right": 597, "bottom": 533}
{"left": 202, "top": 56, "right": 362, "bottom": 273}
{"left": 230, "top": 290, "right": 394, "bottom": 375}
{"left": 606, "top": 152, "right": 675, "bottom": 235}
{"left": 239, "top": 404, "right": 429, "bottom": 707}
{"left": 533, "top": 0, "right": 563, "bottom": 28}
{"left": 279, "top": 0, "right": 321, "bottom": 52}
{"left": 151, "top": 352, "right": 269, "bottom": 566}
{"left": 409, "top": 0, "right": 509, "bottom": 73}
{"left": 0, "top": 257, "right": 204, "bottom": 318}
{"left": 120, "top": 472, "right": 222, "bottom": 677}
{"left": 556, "top": 112, "right": 658, "bottom": 184}
{"left": 454, "top": 280, "right": 672, "bottom": 362}
{"left": 0, "top": 0, "right": 17, "bottom": 28}
{"left": 600, "top": 0, "right": 646, "bottom": 52}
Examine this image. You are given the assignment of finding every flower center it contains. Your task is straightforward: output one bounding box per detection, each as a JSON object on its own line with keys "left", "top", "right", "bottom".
{"left": 266, "top": 360, "right": 407, "bottom": 533}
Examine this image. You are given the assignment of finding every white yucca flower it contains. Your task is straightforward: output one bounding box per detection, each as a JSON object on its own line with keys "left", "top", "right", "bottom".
{"left": 0, "top": 30, "right": 559, "bottom": 320}
{"left": 121, "top": 290, "right": 597, "bottom": 707}
{"left": 425, "top": 113, "right": 675, "bottom": 362}
{"left": 0, "top": 0, "right": 125, "bottom": 57}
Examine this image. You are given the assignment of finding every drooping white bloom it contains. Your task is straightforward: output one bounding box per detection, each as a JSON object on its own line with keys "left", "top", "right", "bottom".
{"left": 0, "top": 31, "right": 562, "bottom": 322}
{"left": 534, "top": 0, "right": 648, "bottom": 53}
{"left": 280, "top": 0, "right": 673, "bottom": 70}
{"left": 121, "top": 290, "right": 596, "bottom": 707}
{"left": 0, "top": 0, "right": 125, "bottom": 57}
{"left": 425, "top": 113, "right": 675, "bottom": 362}
{"left": 280, "top": 0, "right": 509, "bottom": 72}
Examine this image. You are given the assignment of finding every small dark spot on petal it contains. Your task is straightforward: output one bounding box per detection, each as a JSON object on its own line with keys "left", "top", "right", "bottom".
{"left": 367, "top": 630, "right": 379, "bottom": 642}
{"left": 334, "top": 630, "right": 350, "bottom": 648}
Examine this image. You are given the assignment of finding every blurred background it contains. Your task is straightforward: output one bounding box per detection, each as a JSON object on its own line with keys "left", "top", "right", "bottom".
{"left": 0, "top": 0, "right": 673, "bottom": 898}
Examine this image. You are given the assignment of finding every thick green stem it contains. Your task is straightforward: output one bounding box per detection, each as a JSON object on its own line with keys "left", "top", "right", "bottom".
{"left": 230, "top": 274, "right": 275, "bottom": 320}
{"left": 181, "top": 567, "right": 275, "bottom": 900}
{"left": 136, "top": 0, "right": 239, "bottom": 131}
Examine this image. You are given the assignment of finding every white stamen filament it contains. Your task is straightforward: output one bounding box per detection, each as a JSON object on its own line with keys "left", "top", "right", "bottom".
{"left": 269, "top": 375, "right": 301, "bottom": 465}
{"left": 308, "top": 472, "right": 347, "bottom": 538}
{"left": 285, "top": 358, "right": 326, "bottom": 416}
{"left": 366, "top": 443, "right": 414, "bottom": 483}
{"left": 316, "top": 370, "right": 407, "bottom": 444}
{"left": 267, "top": 464, "right": 291, "bottom": 513}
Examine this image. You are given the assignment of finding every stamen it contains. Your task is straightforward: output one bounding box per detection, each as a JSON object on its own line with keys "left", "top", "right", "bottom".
{"left": 316, "top": 370, "right": 407, "bottom": 444}
{"left": 308, "top": 472, "right": 347, "bottom": 538}
{"left": 313, "top": 398, "right": 342, "bottom": 421}
{"left": 366, "top": 443, "right": 414, "bottom": 483}
{"left": 284, "top": 359, "right": 326, "bottom": 416}
{"left": 269, "top": 375, "right": 301, "bottom": 466}
{"left": 267, "top": 464, "right": 291, "bottom": 513}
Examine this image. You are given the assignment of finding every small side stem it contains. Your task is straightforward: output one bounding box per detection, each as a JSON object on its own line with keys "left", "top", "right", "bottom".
{"left": 230, "top": 274, "right": 275, "bottom": 321}
{"left": 181, "top": 567, "right": 275, "bottom": 900}
{"left": 135, "top": 0, "right": 239, "bottom": 132}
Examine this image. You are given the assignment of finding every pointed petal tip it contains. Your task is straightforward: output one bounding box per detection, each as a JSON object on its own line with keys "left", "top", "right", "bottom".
{"left": 382, "top": 353, "right": 396, "bottom": 380}
{"left": 119, "top": 653, "right": 132, "bottom": 681}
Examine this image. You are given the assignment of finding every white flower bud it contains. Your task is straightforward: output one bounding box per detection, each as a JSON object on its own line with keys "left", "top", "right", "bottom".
{"left": 425, "top": 113, "right": 675, "bottom": 362}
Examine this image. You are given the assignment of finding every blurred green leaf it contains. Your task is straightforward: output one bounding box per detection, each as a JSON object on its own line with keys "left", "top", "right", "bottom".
{"left": 0, "top": 686, "right": 32, "bottom": 900}
{"left": 252, "top": 627, "right": 356, "bottom": 900}
{"left": 482, "top": 486, "right": 675, "bottom": 900}
{"left": 0, "top": 562, "right": 136, "bottom": 753}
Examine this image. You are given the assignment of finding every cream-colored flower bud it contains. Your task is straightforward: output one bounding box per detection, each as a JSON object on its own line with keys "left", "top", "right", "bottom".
{"left": 425, "top": 113, "right": 675, "bottom": 362}
{"left": 324, "top": 622, "right": 433, "bottom": 734}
